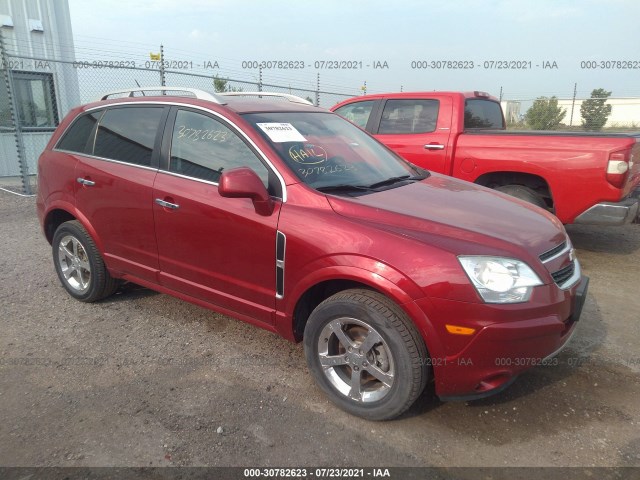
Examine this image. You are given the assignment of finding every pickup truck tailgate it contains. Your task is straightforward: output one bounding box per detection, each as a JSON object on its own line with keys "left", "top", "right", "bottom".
{"left": 628, "top": 139, "right": 640, "bottom": 194}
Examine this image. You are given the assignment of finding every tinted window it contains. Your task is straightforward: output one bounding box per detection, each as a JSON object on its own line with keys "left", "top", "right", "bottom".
{"left": 464, "top": 99, "right": 505, "bottom": 129}
{"left": 333, "top": 100, "right": 375, "bottom": 129}
{"left": 94, "top": 107, "right": 163, "bottom": 166}
{"left": 56, "top": 112, "right": 101, "bottom": 153}
{"left": 378, "top": 99, "right": 439, "bottom": 134}
{"left": 170, "top": 109, "right": 269, "bottom": 186}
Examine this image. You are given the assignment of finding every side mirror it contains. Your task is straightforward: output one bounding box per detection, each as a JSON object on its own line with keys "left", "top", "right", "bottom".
{"left": 218, "top": 167, "right": 274, "bottom": 216}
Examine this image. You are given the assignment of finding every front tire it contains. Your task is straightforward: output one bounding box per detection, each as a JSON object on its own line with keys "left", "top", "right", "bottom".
{"left": 304, "top": 289, "right": 429, "bottom": 420}
{"left": 52, "top": 220, "right": 119, "bottom": 302}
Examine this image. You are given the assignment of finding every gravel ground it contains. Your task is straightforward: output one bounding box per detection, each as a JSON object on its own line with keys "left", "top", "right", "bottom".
{"left": 0, "top": 191, "right": 639, "bottom": 469}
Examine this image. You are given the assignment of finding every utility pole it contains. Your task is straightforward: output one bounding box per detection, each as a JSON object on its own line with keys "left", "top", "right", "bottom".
{"left": 315, "top": 72, "right": 320, "bottom": 107}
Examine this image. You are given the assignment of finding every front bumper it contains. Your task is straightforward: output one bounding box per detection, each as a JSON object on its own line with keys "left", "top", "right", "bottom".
{"left": 574, "top": 189, "right": 640, "bottom": 225}
{"left": 416, "top": 275, "right": 589, "bottom": 401}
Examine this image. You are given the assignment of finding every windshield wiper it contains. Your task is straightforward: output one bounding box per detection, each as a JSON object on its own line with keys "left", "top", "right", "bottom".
{"left": 315, "top": 184, "right": 374, "bottom": 193}
{"left": 366, "top": 174, "right": 427, "bottom": 190}
{"left": 315, "top": 172, "right": 429, "bottom": 194}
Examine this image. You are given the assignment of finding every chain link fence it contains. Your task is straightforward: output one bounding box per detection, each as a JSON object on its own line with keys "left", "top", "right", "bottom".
{"left": 0, "top": 38, "right": 359, "bottom": 193}
{"left": 3, "top": 33, "right": 640, "bottom": 194}
{"left": 501, "top": 96, "right": 640, "bottom": 132}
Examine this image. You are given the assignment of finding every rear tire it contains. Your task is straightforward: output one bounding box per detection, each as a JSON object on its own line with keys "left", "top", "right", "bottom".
{"left": 495, "top": 184, "right": 546, "bottom": 209}
{"left": 304, "top": 289, "right": 429, "bottom": 420}
{"left": 52, "top": 220, "right": 119, "bottom": 302}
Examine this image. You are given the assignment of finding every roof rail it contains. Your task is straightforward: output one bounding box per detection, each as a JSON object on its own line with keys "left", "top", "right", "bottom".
{"left": 99, "top": 87, "right": 224, "bottom": 103}
{"left": 219, "top": 92, "right": 314, "bottom": 106}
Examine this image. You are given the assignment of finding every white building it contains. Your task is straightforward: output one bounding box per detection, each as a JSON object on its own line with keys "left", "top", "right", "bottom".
{"left": 500, "top": 100, "right": 522, "bottom": 125}
{"left": 0, "top": 0, "right": 80, "bottom": 177}
{"left": 557, "top": 98, "right": 640, "bottom": 128}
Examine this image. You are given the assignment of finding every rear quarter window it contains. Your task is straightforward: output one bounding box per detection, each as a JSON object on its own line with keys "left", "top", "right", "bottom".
{"left": 55, "top": 111, "right": 101, "bottom": 154}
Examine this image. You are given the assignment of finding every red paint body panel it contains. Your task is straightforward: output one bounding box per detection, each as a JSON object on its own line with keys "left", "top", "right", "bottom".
{"left": 453, "top": 133, "right": 638, "bottom": 222}
{"left": 75, "top": 157, "right": 160, "bottom": 283}
{"left": 36, "top": 150, "right": 77, "bottom": 235}
{"left": 38, "top": 95, "right": 589, "bottom": 401}
{"left": 152, "top": 172, "right": 280, "bottom": 325}
{"left": 376, "top": 95, "right": 454, "bottom": 173}
{"left": 332, "top": 91, "right": 640, "bottom": 224}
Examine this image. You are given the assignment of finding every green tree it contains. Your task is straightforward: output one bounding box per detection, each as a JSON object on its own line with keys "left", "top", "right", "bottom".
{"left": 580, "top": 88, "right": 612, "bottom": 131}
{"left": 524, "top": 96, "right": 566, "bottom": 130}
{"left": 213, "top": 75, "right": 242, "bottom": 93}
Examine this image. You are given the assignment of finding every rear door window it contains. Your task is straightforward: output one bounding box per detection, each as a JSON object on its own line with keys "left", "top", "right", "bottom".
{"left": 94, "top": 107, "right": 164, "bottom": 166}
{"left": 464, "top": 99, "right": 505, "bottom": 129}
{"left": 378, "top": 99, "right": 439, "bottom": 134}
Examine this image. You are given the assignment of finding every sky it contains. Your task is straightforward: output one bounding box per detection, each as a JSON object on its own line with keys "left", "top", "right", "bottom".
{"left": 66, "top": 0, "right": 640, "bottom": 103}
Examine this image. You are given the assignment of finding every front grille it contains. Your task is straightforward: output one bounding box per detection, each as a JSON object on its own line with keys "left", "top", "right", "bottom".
{"left": 551, "top": 262, "right": 575, "bottom": 286}
{"left": 539, "top": 241, "right": 567, "bottom": 262}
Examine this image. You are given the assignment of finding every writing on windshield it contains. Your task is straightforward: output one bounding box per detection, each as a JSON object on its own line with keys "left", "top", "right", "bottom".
{"left": 244, "top": 112, "right": 424, "bottom": 193}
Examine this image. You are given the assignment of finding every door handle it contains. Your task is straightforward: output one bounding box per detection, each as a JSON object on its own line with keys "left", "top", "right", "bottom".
{"left": 155, "top": 198, "right": 180, "bottom": 210}
{"left": 76, "top": 177, "right": 95, "bottom": 186}
{"left": 423, "top": 144, "right": 445, "bottom": 150}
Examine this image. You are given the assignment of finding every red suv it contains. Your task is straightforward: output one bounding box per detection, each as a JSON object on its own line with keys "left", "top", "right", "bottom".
{"left": 37, "top": 87, "right": 588, "bottom": 420}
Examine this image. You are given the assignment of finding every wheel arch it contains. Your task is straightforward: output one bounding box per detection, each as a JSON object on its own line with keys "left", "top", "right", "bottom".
{"left": 43, "top": 208, "right": 76, "bottom": 244}
{"left": 43, "top": 203, "right": 105, "bottom": 254}
{"left": 474, "top": 170, "right": 554, "bottom": 209}
{"left": 282, "top": 265, "right": 437, "bottom": 356}
{"left": 291, "top": 278, "right": 378, "bottom": 342}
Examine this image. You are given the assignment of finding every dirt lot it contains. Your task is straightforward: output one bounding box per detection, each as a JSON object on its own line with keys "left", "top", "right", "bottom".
{"left": 1, "top": 191, "right": 639, "bottom": 469}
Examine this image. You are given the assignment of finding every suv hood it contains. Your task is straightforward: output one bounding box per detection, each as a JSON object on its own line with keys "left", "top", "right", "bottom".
{"left": 326, "top": 174, "right": 566, "bottom": 260}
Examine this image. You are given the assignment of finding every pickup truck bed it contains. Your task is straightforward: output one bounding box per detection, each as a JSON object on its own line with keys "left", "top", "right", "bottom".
{"left": 332, "top": 91, "right": 640, "bottom": 225}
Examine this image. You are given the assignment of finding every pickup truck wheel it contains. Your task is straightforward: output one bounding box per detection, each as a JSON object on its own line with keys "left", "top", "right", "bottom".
{"left": 304, "top": 289, "right": 429, "bottom": 420}
{"left": 52, "top": 220, "right": 119, "bottom": 302}
{"left": 495, "top": 184, "right": 546, "bottom": 209}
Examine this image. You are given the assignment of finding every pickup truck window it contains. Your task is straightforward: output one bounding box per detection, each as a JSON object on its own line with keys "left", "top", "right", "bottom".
{"left": 379, "top": 99, "right": 439, "bottom": 135}
{"left": 333, "top": 100, "right": 375, "bottom": 129}
{"left": 464, "top": 99, "right": 505, "bottom": 129}
{"left": 244, "top": 111, "right": 424, "bottom": 193}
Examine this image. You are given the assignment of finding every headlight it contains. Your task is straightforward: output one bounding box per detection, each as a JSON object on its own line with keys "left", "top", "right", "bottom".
{"left": 458, "top": 256, "right": 543, "bottom": 303}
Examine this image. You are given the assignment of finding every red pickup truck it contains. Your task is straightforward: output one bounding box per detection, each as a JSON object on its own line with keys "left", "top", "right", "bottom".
{"left": 332, "top": 91, "right": 640, "bottom": 225}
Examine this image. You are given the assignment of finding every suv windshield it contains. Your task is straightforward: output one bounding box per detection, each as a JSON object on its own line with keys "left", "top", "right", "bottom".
{"left": 243, "top": 112, "right": 427, "bottom": 194}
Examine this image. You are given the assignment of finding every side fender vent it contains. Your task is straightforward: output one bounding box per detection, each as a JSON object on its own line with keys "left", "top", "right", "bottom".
{"left": 276, "top": 231, "right": 286, "bottom": 298}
